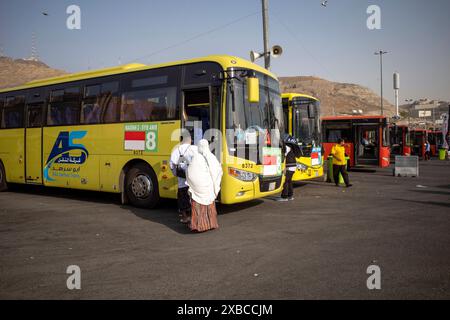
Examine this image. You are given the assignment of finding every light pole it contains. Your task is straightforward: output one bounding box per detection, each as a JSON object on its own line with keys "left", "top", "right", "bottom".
{"left": 375, "top": 50, "right": 388, "bottom": 116}
{"left": 262, "top": 0, "right": 270, "bottom": 70}
{"left": 405, "top": 99, "right": 415, "bottom": 127}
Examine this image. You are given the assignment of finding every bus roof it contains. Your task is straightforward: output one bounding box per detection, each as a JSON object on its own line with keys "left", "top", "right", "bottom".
{"left": 322, "top": 115, "right": 387, "bottom": 121}
{"left": 0, "top": 55, "right": 277, "bottom": 93}
{"left": 282, "top": 92, "right": 319, "bottom": 101}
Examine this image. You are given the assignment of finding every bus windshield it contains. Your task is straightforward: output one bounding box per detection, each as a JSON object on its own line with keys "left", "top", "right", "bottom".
{"left": 292, "top": 98, "right": 321, "bottom": 146}
{"left": 226, "top": 71, "right": 284, "bottom": 148}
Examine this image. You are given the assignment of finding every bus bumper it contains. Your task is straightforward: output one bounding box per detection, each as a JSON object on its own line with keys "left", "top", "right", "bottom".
{"left": 292, "top": 166, "right": 324, "bottom": 182}
{"left": 220, "top": 173, "right": 284, "bottom": 204}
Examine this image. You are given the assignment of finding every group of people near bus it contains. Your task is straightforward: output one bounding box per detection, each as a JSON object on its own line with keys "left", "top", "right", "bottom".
{"left": 170, "top": 131, "right": 223, "bottom": 233}
{"left": 170, "top": 131, "right": 353, "bottom": 233}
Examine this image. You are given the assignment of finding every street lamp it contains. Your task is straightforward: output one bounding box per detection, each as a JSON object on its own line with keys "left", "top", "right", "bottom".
{"left": 375, "top": 50, "right": 388, "bottom": 116}
{"left": 405, "top": 99, "right": 415, "bottom": 127}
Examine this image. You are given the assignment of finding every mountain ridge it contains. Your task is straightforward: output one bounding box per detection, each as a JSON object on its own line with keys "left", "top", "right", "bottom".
{"left": 0, "top": 57, "right": 394, "bottom": 117}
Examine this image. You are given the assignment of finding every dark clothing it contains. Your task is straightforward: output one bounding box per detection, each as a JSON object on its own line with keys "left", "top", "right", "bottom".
{"left": 177, "top": 186, "right": 191, "bottom": 214}
{"left": 285, "top": 148, "right": 297, "bottom": 168}
{"left": 281, "top": 170, "right": 294, "bottom": 199}
{"left": 425, "top": 151, "right": 431, "bottom": 161}
{"left": 333, "top": 165, "right": 350, "bottom": 186}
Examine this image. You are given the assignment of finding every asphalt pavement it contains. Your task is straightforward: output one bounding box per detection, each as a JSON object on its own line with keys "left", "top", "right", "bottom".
{"left": 0, "top": 160, "right": 449, "bottom": 299}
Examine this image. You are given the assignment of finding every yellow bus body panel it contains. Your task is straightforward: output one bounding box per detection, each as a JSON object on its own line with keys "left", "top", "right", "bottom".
{"left": 292, "top": 156, "right": 324, "bottom": 182}
{"left": 0, "top": 128, "right": 25, "bottom": 183}
{"left": 25, "top": 128, "right": 42, "bottom": 183}
{"left": 42, "top": 121, "right": 180, "bottom": 198}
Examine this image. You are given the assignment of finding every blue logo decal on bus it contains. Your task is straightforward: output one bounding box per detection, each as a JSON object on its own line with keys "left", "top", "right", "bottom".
{"left": 44, "top": 131, "right": 89, "bottom": 181}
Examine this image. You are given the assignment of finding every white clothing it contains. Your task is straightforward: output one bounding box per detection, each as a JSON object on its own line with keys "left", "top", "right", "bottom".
{"left": 170, "top": 143, "right": 197, "bottom": 188}
{"left": 186, "top": 139, "right": 223, "bottom": 205}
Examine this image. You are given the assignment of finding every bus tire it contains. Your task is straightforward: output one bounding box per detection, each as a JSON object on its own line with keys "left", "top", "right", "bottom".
{"left": 125, "top": 163, "right": 159, "bottom": 208}
{"left": 0, "top": 161, "right": 7, "bottom": 192}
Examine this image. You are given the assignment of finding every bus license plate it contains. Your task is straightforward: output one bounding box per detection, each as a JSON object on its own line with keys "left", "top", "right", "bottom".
{"left": 268, "top": 182, "right": 276, "bottom": 191}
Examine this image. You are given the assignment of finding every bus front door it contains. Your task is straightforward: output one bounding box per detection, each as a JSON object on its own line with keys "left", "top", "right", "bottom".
{"left": 355, "top": 125, "right": 379, "bottom": 166}
{"left": 25, "top": 102, "right": 44, "bottom": 184}
{"left": 183, "top": 88, "right": 211, "bottom": 144}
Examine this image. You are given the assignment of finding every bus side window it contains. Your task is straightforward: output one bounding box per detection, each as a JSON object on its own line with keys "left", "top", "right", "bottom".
{"left": 48, "top": 87, "right": 81, "bottom": 126}
{"left": 27, "top": 104, "right": 44, "bottom": 128}
{"left": 120, "top": 87, "right": 177, "bottom": 123}
{"left": 81, "top": 82, "right": 120, "bottom": 124}
{"left": 2, "top": 96, "right": 25, "bottom": 129}
{"left": 81, "top": 84, "right": 101, "bottom": 124}
{"left": 101, "top": 82, "right": 120, "bottom": 123}
{"left": 0, "top": 98, "right": 4, "bottom": 128}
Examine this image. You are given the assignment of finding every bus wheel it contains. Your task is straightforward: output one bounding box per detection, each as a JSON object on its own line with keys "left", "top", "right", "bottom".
{"left": 0, "top": 161, "right": 7, "bottom": 192}
{"left": 125, "top": 163, "right": 159, "bottom": 208}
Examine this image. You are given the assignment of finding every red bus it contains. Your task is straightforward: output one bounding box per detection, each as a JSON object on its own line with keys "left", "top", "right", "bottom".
{"left": 389, "top": 125, "right": 411, "bottom": 156}
{"left": 410, "top": 129, "right": 427, "bottom": 159}
{"left": 427, "top": 130, "right": 444, "bottom": 156}
{"left": 322, "top": 115, "right": 390, "bottom": 168}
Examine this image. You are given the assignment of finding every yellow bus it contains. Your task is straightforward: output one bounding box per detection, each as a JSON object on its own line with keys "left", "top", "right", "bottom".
{"left": 281, "top": 93, "right": 323, "bottom": 181}
{"left": 0, "top": 55, "right": 285, "bottom": 207}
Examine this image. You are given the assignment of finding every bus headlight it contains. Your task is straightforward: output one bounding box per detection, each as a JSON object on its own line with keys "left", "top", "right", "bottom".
{"left": 296, "top": 163, "right": 308, "bottom": 171}
{"left": 228, "top": 168, "right": 257, "bottom": 182}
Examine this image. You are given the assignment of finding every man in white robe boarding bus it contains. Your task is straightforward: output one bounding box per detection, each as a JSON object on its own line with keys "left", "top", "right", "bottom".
{"left": 170, "top": 130, "right": 196, "bottom": 224}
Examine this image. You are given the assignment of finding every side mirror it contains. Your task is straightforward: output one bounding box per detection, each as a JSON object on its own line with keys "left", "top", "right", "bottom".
{"left": 247, "top": 76, "right": 259, "bottom": 103}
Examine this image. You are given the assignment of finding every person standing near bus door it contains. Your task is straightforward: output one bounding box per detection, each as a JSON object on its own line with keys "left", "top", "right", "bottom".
{"left": 278, "top": 135, "right": 299, "bottom": 201}
{"left": 425, "top": 140, "right": 431, "bottom": 161}
{"left": 331, "top": 138, "right": 352, "bottom": 188}
{"left": 186, "top": 139, "right": 222, "bottom": 233}
{"left": 170, "top": 131, "right": 196, "bottom": 224}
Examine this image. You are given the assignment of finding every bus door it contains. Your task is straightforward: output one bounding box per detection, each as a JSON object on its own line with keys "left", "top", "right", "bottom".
{"left": 354, "top": 124, "right": 379, "bottom": 165}
{"left": 25, "top": 101, "right": 44, "bottom": 184}
{"left": 411, "top": 131, "right": 425, "bottom": 158}
{"left": 403, "top": 128, "right": 411, "bottom": 156}
{"left": 183, "top": 88, "right": 211, "bottom": 145}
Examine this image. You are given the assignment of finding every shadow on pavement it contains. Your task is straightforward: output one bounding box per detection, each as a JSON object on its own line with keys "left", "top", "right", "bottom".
{"left": 392, "top": 198, "right": 450, "bottom": 209}
{"left": 6, "top": 183, "right": 121, "bottom": 205}
{"left": 125, "top": 198, "right": 264, "bottom": 234}
{"left": 123, "top": 199, "right": 191, "bottom": 235}
{"left": 409, "top": 189, "right": 450, "bottom": 196}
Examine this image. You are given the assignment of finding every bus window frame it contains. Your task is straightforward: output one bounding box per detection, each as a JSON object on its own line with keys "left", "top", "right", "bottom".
{"left": 46, "top": 85, "right": 82, "bottom": 127}
{"left": 0, "top": 96, "right": 4, "bottom": 128}
{"left": 1, "top": 94, "right": 26, "bottom": 129}
{"left": 81, "top": 80, "right": 121, "bottom": 125}
{"left": 120, "top": 65, "right": 182, "bottom": 124}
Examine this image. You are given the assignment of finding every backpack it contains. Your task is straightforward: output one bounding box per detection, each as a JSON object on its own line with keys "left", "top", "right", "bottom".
{"left": 175, "top": 146, "right": 189, "bottom": 179}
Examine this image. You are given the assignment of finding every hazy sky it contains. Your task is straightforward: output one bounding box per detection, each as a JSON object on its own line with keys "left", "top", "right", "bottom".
{"left": 1, "top": 0, "right": 449, "bottom": 103}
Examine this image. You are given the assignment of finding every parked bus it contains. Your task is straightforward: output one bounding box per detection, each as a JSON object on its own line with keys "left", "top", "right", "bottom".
{"left": 0, "top": 55, "right": 285, "bottom": 207}
{"left": 410, "top": 129, "right": 427, "bottom": 159}
{"left": 427, "top": 130, "right": 443, "bottom": 156}
{"left": 321, "top": 115, "right": 390, "bottom": 168}
{"left": 389, "top": 124, "right": 411, "bottom": 156}
{"left": 281, "top": 93, "right": 323, "bottom": 181}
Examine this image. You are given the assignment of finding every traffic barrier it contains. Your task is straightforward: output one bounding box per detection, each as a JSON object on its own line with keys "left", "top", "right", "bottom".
{"left": 394, "top": 156, "right": 419, "bottom": 177}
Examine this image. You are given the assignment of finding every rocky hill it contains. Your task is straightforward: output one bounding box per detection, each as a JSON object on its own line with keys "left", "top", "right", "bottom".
{"left": 0, "top": 57, "right": 394, "bottom": 118}
{"left": 0, "top": 57, "right": 67, "bottom": 89}
{"left": 280, "top": 76, "right": 395, "bottom": 117}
